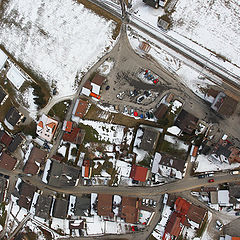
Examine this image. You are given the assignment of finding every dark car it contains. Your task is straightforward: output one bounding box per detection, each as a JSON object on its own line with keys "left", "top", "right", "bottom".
{"left": 235, "top": 212, "right": 240, "bottom": 216}
{"left": 105, "top": 85, "right": 110, "bottom": 90}
{"left": 198, "top": 175, "right": 206, "bottom": 179}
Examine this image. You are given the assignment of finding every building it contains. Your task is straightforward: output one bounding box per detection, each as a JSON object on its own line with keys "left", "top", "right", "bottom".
{"left": 72, "top": 195, "right": 90, "bottom": 216}
{"left": 62, "top": 128, "right": 85, "bottom": 145}
{"left": 211, "top": 92, "right": 238, "bottom": 116}
{"left": 7, "top": 134, "right": 24, "bottom": 152}
{"left": 187, "top": 204, "right": 207, "bottom": 229}
{"left": 72, "top": 99, "right": 89, "bottom": 118}
{"left": 97, "top": 194, "right": 113, "bottom": 217}
{"left": 143, "top": 0, "right": 159, "bottom": 8}
{"left": 218, "top": 190, "right": 230, "bottom": 207}
{"left": 121, "top": 197, "right": 139, "bottom": 223}
{"left": 130, "top": 164, "right": 149, "bottom": 182}
{"left": 139, "top": 41, "right": 151, "bottom": 53}
{"left": 52, "top": 198, "right": 68, "bottom": 219}
{"left": 0, "top": 86, "right": 8, "bottom": 105}
{"left": 81, "top": 80, "right": 92, "bottom": 97}
{"left": 165, "top": 211, "right": 182, "bottom": 238}
{"left": 82, "top": 160, "right": 92, "bottom": 179}
{"left": 23, "top": 147, "right": 48, "bottom": 175}
{"left": 7, "top": 64, "right": 26, "bottom": 89}
{"left": 5, "top": 107, "right": 23, "bottom": 129}
{"left": 36, "top": 114, "right": 58, "bottom": 142}
{"left": 62, "top": 121, "right": 73, "bottom": 133}
{"left": 139, "top": 127, "right": 160, "bottom": 152}
{"left": 0, "top": 152, "right": 17, "bottom": 170}
{"left": 174, "top": 109, "right": 199, "bottom": 135}
{"left": 91, "top": 74, "right": 105, "bottom": 95}
{"left": 154, "top": 104, "right": 168, "bottom": 120}
{"left": 0, "top": 130, "right": 12, "bottom": 146}
{"left": 18, "top": 182, "right": 37, "bottom": 210}
{"left": 35, "top": 194, "right": 52, "bottom": 220}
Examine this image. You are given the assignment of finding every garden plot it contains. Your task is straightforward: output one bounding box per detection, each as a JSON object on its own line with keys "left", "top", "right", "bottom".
{"left": 0, "top": 0, "right": 117, "bottom": 98}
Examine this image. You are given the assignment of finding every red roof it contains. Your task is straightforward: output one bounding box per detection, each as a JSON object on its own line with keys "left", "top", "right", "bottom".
{"left": 73, "top": 99, "right": 88, "bottom": 118}
{"left": 62, "top": 128, "right": 85, "bottom": 144}
{"left": 0, "top": 152, "right": 17, "bottom": 170}
{"left": 130, "top": 164, "right": 148, "bottom": 182}
{"left": 165, "top": 212, "right": 182, "bottom": 237}
{"left": 192, "top": 146, "right": 199, "bottom": 157}
{"left": 63, "top": 121, "right": 73, "bottom": 133}
{"left": 175, "top": 197, "right": 191, "bottom": 216}
{"left": 0, "top": 131, "right": 12, "bottom": 146}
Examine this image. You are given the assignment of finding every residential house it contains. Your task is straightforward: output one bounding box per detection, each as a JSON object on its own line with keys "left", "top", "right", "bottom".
{"left": 71, "top": 195, "right": 90, "bottom": 216}
{"left": 7, "top": 64, "right": 26, "bottom": 89}
{"left": 0, "top": 130, "right": 12, "bottom": 147}
{"left": 72, "top": 99, "right": 89, "bottom": 119}
{"left": 121, "top": 197, "right": 139, "bottom": 223}
{"left": 62, "top": 128, "right": 85, "bottom": 145}
{"left": 218, "top": 190, "right": 231, "bottom": 207}
{"left": 4, "top": 107, "right": 23, "bottom": 129}
{"left": 7, "top": 134, "right": 24, "bottom": 153}
{"left": 18, "top": 182, "right": 37, "bottom": 210}
{"left": 23, "top": 147, "right": 48, "bottom": 175}
{"left": 130, "top": 164, "right": 149, "bottom": 182}
{"left": 0, "top": 152, "right": 17, "bottom": 170}
{"left": 165, "top": 211, "right": 182, "bottom": 238}
{"left": 82, "top": 160, "right": 92, "bottom": 179}
{"left": 52, "top": 198, "right": 68, "bottom": 219}
{"left": 62, "top": 121, "right": 73, "bottom": 133}
{"left": 154, "top": 104, "right": 168, "bottom": 120}
{"left": 0, "top": 86, "right": 8, "bottom": 105}
{"left": 97, "top": 194, "right": 114, "bottom": 218}
{"left": 35, "top": 194, "right": 52, "bottom": 220}
{"left": 143, "top": 0, "right": 159, "bottom": 8}
{"left": 36, "top": 114, "right": 58, "bottom": 142}
{"left": 91, "top": 74, "right": 105, "bottom": 95}
{"left": 81, "top": 80, "right": 92, "bottom": 97}
{"left": 174, "top": 109, "right": 199, "bottom": 135}
{"left": 204, "top": 88, "right": 219, "bottom": 104}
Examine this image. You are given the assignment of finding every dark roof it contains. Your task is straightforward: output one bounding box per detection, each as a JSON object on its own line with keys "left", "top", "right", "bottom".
{"left": 23, "top": 147, "right": 47, "bottom": 175}
{"left": 0, "top": 177, "right": 8, "bottom": 203}
{"left": 159, "top": 153, "right": 185, "bottom": 173}
{"left": 0, "top": 86, "right": 7, "bottom": 104}
{"left": 35, "top": 194, "right": 52, "bottom": 220}
{"left": 187, "top": 204, "right": 207, "bottom": 226}
{"left": 74, "top": 195, "right": 90, "bottom": 216}
{"left": 97, "top": 194, "right": 113, "bottom": 217}
{"left": 0, "top": 130, "right": 12, "bottom": 146}
{"left": 5, "top": 107, "right": 22, "bottom": 127}
{"left": 83, "top": 80, "right": 92, "bottom": 90}
{"left": 18, "top": 182, "right": 37, "bottom": 210}
{"left": 218, "top": 96, "right": 238, "bottom": 116}
{"left": 52, "top": 198, "right": 68, "bottom": 219}
{"left": 143, "top": 0, "right": 159, "bottom": 8}
{"left": 7, "top": 134, "right": 24, "bottom": 152}
{"left": 121, "top": 197, "right": 139, "bottom": 224}
{"left": 130, "top": 164, "right": 148, "bottom": 182}
{"left": 0, "top": 152, "right": 17, "bottom": 170}
{"left": 166, "top": 194, "right": 177, "bottom": 208}
{"left": 206, "top": 88, "right": 219, "bottom": 98}
{"left": 175, "top": 109, "right": 198, "bottom": 135}
{"left": 48, "top": 160, "right": 80, "bottom": 187}
{"left": 154, "top": 104, "right": 168, "bottom": 119}
{"left": 139, "top": 127, "right": 160, "bottom": 152}
{"left": 91, "top": 74, "right": 105, "bottom": 86}
{"left": 62, "top": 128, "right": 85, "bottom": 144}
{"left": 213, "top": 139, "right": 232, "bottom": 159}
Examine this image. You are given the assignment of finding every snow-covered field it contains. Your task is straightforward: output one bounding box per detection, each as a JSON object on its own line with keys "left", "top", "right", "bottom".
{"left": 0, "top": 0, "right": 117, "bottom": 97}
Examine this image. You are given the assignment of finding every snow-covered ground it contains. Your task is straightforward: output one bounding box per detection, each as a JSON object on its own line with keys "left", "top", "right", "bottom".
{"left": 0, "top": 0, "right": 118, "bottom": 98}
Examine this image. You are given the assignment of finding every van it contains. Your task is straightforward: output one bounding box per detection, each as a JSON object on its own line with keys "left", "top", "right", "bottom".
{"left": 231, "top": 171, "right": 239, "bottom": 175}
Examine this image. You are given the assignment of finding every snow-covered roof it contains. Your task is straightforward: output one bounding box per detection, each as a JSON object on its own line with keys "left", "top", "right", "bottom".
{"left": 218, "top": 190, "right": 230, "bottom": 205}
{"left": 0, "top": 49, "right": 7, "bottom": 70}
{"left": 151, "top": 152, "right": 161, "bottom": 174}
{"left": 91, "top": 82, "right": 101, "bottom": 95}
{"left": 7, "top": 65, "right": 26, "bottom": 89}
{"left": 81, "top": 87, "right": 91, "bottom": 97}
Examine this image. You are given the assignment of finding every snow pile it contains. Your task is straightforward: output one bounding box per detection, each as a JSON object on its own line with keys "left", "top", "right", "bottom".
{"left": 97, "top": 58, "right": 115, "bottom": 76}
{"left": 0, "top": 0, "right": 117, "bottom": 97}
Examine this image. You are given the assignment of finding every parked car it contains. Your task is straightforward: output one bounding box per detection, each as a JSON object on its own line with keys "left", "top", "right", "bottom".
{"left": 226, "top": 206, "right": 233, "bottom": 212}
{"left": 235, "top": 211, "right": 240, "bottom": 216}
{"left": 208, "top": 179, "right": 215, "bottom": 183}
{"left": 153, "top": 201, "right": 157, "bottom": 208}
{"left": 142, "top": 199, "right": 146, "bottom": 205}
{"left": 149, "top": 199, "right": 153, "bottom": 206}
{"left": 198, "top": 175, "right": 206, "bottom": 179}
{"left": 145, "top": 199, "right": 149, "bottom": 206}
{"left": 216, "top": 220, "right": 223, "bottom": 231}
{"left": 137, "top": 95, "right": 145, "bottom": 103}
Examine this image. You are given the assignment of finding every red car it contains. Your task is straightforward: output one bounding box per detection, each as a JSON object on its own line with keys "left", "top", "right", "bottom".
{"left": 208, "top": 179, "right": 215, "bottom": 183}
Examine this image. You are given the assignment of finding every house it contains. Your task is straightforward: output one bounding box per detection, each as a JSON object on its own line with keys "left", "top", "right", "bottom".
{"left": 62, "top": 120, "right": 73, "bottom": 133}
{"left": 0, "top": 177, "right": 8, "bottom": 203}
{"left": 97, "top": 194, "right": 114, "bottom": 218}
{"left": 121, "top": 197, "right": 139, "bottom": 223}
{"left": 48, "top": 160, "right": 80, "bottom": 187}
{"left": 152, "top": 152, "right": 186, "bottom": 179}
{"left": 0, "top": 86, "right": 8, "bottom": 105}
{"left": 82, "top": 159, "right": 92, "bottom": 179}
{"left": 72, "top": 99, "right": 89, "bottom": 118}
{"left": 4, "top": 107, "right": 23, "bottom": 129}
{"left": 218, "top": 190, "right": 230, "bottom": 207}
{"left": 18, "top": 182, "right": 37, "bottom": 210}
{"left": 23, "top": 147, "right": 48, "bottom": 175}
{"left": 36, "top": 114, "right": 58, "bottom": 142}
{"left": 187, "top": 204, "right": 207, "bottom": 229}
{"left": 204, "top": 88, "right": 219, "bottom": 104}
{"left": 139, "top": 41, "right": 151, "bottom": 53}
{"left": 154, "top": 104, "right": 168, "bottom": 120}
{"left": 211, "top": 138, "right": 240, "bottom": 164}
{"left": 0, "top": 130, "right": 12, "bottom": 146}
{"left": 165, "top": 211, "right": 182, "bottom": 238}
{"left": 157, "top": 17, "right": 170, "bottom": 31}
{"left": 211, "top": 92, "right": 238, "bottom": 116}
{"left": 190, "top": 145, "right": 199, "bottom": 158}
{"left": 35, "top": 194, "right": 52, "bottom": 220}
{"left": 71, "top": 195, "right": 90, "bottom": 216}
{"left": 139, "top": 127, "right": 160, "bottom": 152}
{"left": 143, "top": 0, "right": 159, "bottom": 8}
{"left": 91, "top": 74, "right": 105, "bottom": 95}
{"left": 7, "top": 64, "right": 26, "bottom": 89}
{"left": 52, "top": 198, "right": 68, "bottom": 219}
{"left": 7, "top": 134, "right": 24, "bottom": 152}
{"left": 81, "top": 80, "right": 92, "bottom": 97}
{"left": 174, "top": 109, "right": 199, "bottom": 135}
{"left": 130, "top": 164, "right": 149, "bottom": 182}
{"left": 0, "top": 152, "right": 17, "bottom": 170}
{"left": 62, "top": 128, "right": 85, "bottom": 145}
{"left": 0, "top": 49, "right": 7, "bottom": 70}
